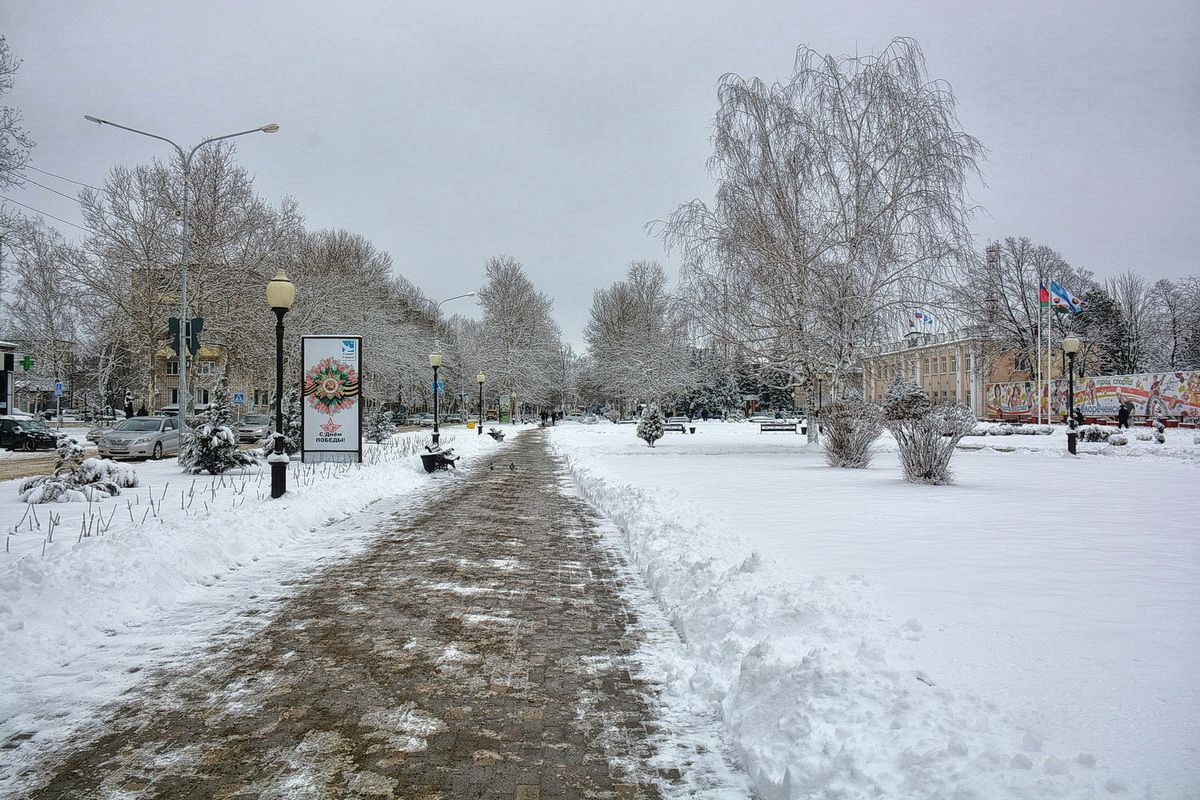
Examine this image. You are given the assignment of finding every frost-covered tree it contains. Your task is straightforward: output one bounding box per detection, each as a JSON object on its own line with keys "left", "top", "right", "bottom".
{"left": 363, "top": 405, "right": 396, "bottom": 444}
{"left": 280, "top": 386, "right": 302, "bottom": 455}
{"left": 0, "top": 35, "right": 33, "bottom": 240}
{"left": 475, "top": 255, "right": 564, "bottom": 417}
{"left": 636, "top": 403, "right": 665, "bottom": 447}
{"left": 822, "top": 399, "right": 884, "bottom": 469}
{"left": 179, "top": 380, "right": 257, "bottom": 474}
{"left": 883, "top": 378, "right": 975, "bottom": 485}
{"left": 584, "top": 261, "right": 694, "bottom": 410}
{"left": 664, "top": 38, "right": 983, "bottom": 442}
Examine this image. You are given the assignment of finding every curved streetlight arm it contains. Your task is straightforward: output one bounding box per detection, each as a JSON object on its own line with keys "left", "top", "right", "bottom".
{"left": 432, "top": 292, "right": 476, "bottom": 313}
{"left": 84, "top": 115, "right": 185, "bottom": 160}
{"left": 187, "top": 127, "right": 277, "bottom": 166}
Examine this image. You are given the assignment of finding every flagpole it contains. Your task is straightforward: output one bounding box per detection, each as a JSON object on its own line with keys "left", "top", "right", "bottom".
{"left": 1047, "top": 289, "right": 1053, "bottom": 423}
{"left": 1037, "top": 303, "right": 1043, "bottom": 425}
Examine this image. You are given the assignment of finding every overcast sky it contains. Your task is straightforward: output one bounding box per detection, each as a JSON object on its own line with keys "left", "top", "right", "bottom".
{"left": 4, "top": 0, "right": 1198, "bottom": 346}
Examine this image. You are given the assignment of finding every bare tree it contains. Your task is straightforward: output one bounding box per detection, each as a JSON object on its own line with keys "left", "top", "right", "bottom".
{"left": 0, "top": 35, "right": 34, "bottom": 240}
{"left": 960, "top": 236, "right": 1097, "bottom": 378}
{"left": 584, "top": 260, "right": 694, "bottom": 411}
{"left": 662, "top": 38, "right": 983, "bottom": 440}
{"left": 476, "top": 255, "right": 563, "bottom": 419}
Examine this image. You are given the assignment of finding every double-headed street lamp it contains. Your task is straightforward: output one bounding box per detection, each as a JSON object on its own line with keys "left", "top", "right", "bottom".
{"left": 1063, "top": 335, "right": 1081, "bottom": 455}
{"left": 267, "top": 268, "right": 295, "bottom": 498}
{"left": 476, "top": 371, "right": 486, "bottom": 435}
{"left": 84, "top": 115, "right": 279, "bottom": 415}
{"left": 430, "top": 352, "right": 443, "bottom": 446}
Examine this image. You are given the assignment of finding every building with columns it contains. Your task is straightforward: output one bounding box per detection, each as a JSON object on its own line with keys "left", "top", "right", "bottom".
{"left": 862, "top": 328, "right": 1028, "bottom": 418}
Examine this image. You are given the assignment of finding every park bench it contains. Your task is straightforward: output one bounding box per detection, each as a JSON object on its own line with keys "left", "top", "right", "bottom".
{"left": 487, "top": 427, "right": 506, "bottom": 441}
{"left": 663, "top": 423, "right": 687, "bottom": 433}
{"left": 759, "top": 421, "right": 804, "bottom": 434}
{"left": 419, "top": 445, "right": 459, "bottom": 473}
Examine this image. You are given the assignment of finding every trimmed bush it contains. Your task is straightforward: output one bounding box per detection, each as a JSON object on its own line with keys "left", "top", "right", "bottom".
{"left": 1109, "top": 434, "right": 1129, "bottom": 446}
{"left": 821, "top": 399, "right": 883, "bottom": 468}
{"left": 883, "top": 379, "right": 976, "bottom": 485}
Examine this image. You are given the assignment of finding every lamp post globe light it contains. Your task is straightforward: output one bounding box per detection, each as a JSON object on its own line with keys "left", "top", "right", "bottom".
{"left": 84, "top": 115, "right": 279, "bottom": 415}
{"left": 1063, "top": 335, "right": 1081, "bottom": 455}
{"left": 267, "top": 268, "right": 295, "bottom": 498}
{"left": 476, "top": 371, "right": 486, "bottom": 435}
{"left": 430, "top": 352, "right": 443, "bottom": 446}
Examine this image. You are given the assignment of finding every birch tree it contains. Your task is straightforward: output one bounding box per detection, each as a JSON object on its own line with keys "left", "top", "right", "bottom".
{"left": 662, "top": 38, "right": 983, "bottom": 439}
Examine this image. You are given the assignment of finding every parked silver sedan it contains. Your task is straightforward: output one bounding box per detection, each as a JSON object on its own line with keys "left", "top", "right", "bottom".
{"left": 98, "top": 416, "right": 183, "bottom": 460}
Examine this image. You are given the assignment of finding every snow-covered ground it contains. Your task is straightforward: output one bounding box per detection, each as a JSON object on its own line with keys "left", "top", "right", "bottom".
{"left": 550, "top": 421, "right": 1200, "bottom": 800}
{"left": 0, "top": 426, "right": 520, "bottom": 792}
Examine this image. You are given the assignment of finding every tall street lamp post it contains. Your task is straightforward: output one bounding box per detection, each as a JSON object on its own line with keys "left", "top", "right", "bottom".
{"left": 1063, "top": 335, "right": 1080, "bottom": 455}
{"left": 430, "top": 352, "right": 442, "bottom": 446}
{"left": 84, "top": 115, "right": 279, "bottom": 415}
{"left": 476, "top": 371, "right": 485, "bottom": 435}
{"left": 267, "top": 268, "right": 295, "bottom": 498}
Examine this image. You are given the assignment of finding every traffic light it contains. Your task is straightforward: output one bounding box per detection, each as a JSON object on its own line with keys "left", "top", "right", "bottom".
{"left": 169, "top": 317, "right": 181, "bottom": 356}
{"left": 188, "top": 317, "right": 203, "bottom": 357}
{"left": 168, "top": 317, "right": 204, "bottom": 357}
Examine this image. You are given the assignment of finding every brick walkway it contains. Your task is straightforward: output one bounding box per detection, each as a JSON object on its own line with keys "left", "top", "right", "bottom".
{"left": 21, "top": 430, "right": 740, "bottom": 799}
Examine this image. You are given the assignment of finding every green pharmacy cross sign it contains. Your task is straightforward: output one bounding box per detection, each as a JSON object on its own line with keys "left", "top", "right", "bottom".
{"left": 20, "top": 355, "right": 34, "bottom": 371}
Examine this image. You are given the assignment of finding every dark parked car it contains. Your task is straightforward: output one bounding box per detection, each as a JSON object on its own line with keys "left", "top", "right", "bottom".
{"left": 0, "top": 416, "right": 60, "bottom": 451}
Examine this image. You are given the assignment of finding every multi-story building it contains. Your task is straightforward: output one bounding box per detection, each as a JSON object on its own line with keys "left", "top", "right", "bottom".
{"left": 150, "top": 345, "right": 272, "bottom": 413}
{"left": 863, "top": 328, "right": 1002, "bottom": 418}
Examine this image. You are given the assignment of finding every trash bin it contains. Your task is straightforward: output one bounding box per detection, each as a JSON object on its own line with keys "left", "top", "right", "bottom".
{"left": 467, "top": 420, "right": 476, "bottom": 430}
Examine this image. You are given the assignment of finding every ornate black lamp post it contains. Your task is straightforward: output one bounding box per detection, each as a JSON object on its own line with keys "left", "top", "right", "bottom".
{"left": 1063, "top": 335, "right": 1080, "bottom": 455}
{"left": 476, "top": 371, "right": 485, "bottom": 435}
{"left": 266, "top": 268, "right": 295, "bottom": 498}
{"left": 430, "top": 352, "right": 442, "bottom": 446}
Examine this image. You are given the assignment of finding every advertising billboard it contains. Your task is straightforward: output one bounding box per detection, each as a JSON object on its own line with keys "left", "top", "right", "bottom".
{"left": 986, "top": 370, "right": 1200, "bottom": 420}
{"left": 301, "top": 336, "right": 363, "bottom": 463}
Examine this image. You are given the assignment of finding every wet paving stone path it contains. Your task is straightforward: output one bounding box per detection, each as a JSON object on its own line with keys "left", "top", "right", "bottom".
{"left": 21, "top": 431, "right": 737, "bottom": 799}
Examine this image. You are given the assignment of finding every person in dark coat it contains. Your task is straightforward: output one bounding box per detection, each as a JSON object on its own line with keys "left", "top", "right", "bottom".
{"left": 124, "top": 401, "right": 134, "bottom": 419}
{"left": 136, "top": 403, "right": 149, "bottom": 417}
{"left": 1116, "top": 397, "right": 1132, "bottom": 429}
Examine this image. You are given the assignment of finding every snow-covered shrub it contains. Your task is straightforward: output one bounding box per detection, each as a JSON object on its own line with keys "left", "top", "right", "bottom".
{"left": 1036, "top": 425, "right": 1054, "bottom": 435}
{"left": 988, "top": 423, "right": 1015, "bottom": 436}
{"left": 17, "top": 437, "right": 137, "bottom": 503}
{"left": 1013, "top": 426, "right": 1040, "bottom": 435}
{"left": 1153, "top": 418, "right": 1166, "bottom": 434}
{"left": 636, "top": 404, "right": 665, "bottom": 447}
{"left": 364, "top": 405, "right": 396, "bottom": 444}
{"left": 821, "top": 398, "right": 883, "bottom": 468}
{"left": 1109, "top": 434, "right": 1129, "bottom": 446}
{"left": 883, "top": 379, "right": 976, "bottom": 485}
{"left": 967, "top": 423, "right": 991, "bottom": 437}
{"left": 1136, "top": 431, "right": 1153, "bottom": 442}
{"left": 1079, "top": 425, "right": 1112, "bottom": 443}
{"left": 179, "top": 380, "right": 258, "bottom": 475}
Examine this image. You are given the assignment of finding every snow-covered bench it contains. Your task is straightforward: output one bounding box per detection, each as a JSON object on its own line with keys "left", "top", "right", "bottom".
{"left": 760, "top": 421, "right": 803, "bottom": 434}
{"left": 419, "top": 446, "right": 459, "bottom": 473}
{"left": 663, "top": 423, "right": 687, "bottom": 433}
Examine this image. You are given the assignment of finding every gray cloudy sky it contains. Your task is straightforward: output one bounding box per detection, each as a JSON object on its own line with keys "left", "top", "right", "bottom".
{"left": 4, "top": 0, "right": 1198, "bottom": 345}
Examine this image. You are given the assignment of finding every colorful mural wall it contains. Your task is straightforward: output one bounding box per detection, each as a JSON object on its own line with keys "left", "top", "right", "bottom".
{"left": 986, "top": 371, "right": 1200, "bottom": 419}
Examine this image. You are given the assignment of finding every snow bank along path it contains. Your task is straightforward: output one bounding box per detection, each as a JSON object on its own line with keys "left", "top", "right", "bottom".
{"left": 0, "top": 428, "right": 519, "bottom": 791}
{"left": 550, "top": 422, "right": 1200, "bottom": 800}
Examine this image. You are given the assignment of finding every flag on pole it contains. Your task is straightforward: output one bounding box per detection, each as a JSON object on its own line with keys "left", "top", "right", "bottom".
{"left": 912, "top": 309, "right": 936, "bottom": 327}
{"left": 1049, "top": 281, "right": 1083, "bottom": 314}
{"left": 1039, "top": 283, "right": 1050, "bottom": 307}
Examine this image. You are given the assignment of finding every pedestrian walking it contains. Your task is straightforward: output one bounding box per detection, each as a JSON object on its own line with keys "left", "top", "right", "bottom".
{"left": 1117, "top": 398, "right": 1132, "bottom": 429}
